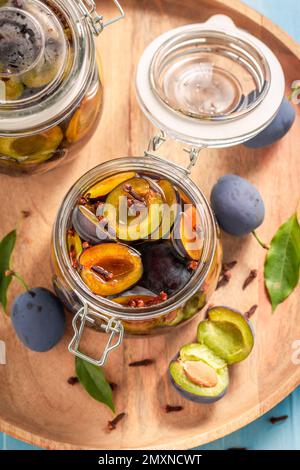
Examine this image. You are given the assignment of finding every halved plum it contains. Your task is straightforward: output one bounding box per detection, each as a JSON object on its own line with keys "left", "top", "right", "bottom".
{"left": 182, "top": 291, "right": 206, "bottom": 320}
{"left": 197, "top": 307, "right": 255, "bottom": 365}
{"left": 67, "top": 229, "right": 82, "bottom": 268}
{"left": 172, "top": 206, "right": 203, "bottom": 261}
{"left": 169, "top": 343, "right": 229, "bottom": 403}
{"left": 86, "top": 172, "right": 136, "bottom": 199}
{"left": 122, "top": 318, "right": 160, "bottom": 335}
{"left": 161, "top": 309, "right": 185, "bottom": 326}
{"left": 0, "top": 126, "right": 63, "bottom": 163}
{"left": 80, "top": 243, "right": 143, "bottom": 296}
{"left": 2, "top": 77, "right": 24, "bottom": 100}
{"left": 113, "top": 287, "right": 168, "bottom": 308}
{"left": 72, "top": 205, "right": 115, "bottom": 244}
{"left": 151, "top": 179, "right": 181, "bottom": 240}
{"left": 113, "top": 286, "right": 155, "bottom": 307}
{"left": 178, "top": 189, "right": 192, "bottom": 205}
{"left": 66, "top": 87, "right": 103, "bottom": 144}
{"left": 104, "top": 177, "right": 164, "bottom": 241}
{"left": 113, "top": 295, "right": 155, "bottom": 308}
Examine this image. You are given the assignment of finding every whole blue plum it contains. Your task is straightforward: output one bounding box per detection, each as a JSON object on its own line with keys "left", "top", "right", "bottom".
{"left": 244, "top": 98, "right": 295, "bottom": 149}
{"left": 211, "top": 174, "right": 265, "bottom": 236}
{"left": 11, "top": 288, "right": 66, "bottom": 352}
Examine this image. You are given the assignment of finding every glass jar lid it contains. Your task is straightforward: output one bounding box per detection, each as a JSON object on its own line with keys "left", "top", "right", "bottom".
{"left": 0, "top": 0, "right": 90, "bottom": 134}
{"left": 0, "top": 2, "right": 67, "bottom": 103}
{"left": 136, "top": 15, "right": 285, "bottom": 148}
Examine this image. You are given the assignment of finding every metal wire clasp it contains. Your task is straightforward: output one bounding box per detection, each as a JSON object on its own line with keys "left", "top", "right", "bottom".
{"left": 68, "top": 303, "right": 124, "bottom": 366}
{"left": 77, "top": 0, "right": 125, "bottom": 36}
{"left": 144, "top": 130, "right": 205, "bottom": 175}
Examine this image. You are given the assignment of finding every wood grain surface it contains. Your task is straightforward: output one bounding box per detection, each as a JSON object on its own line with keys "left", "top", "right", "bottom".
{"left": 0, "top": 0, "right": 300, "bottom": 450}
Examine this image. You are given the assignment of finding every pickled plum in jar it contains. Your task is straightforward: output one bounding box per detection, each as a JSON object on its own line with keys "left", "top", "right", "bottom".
{"left": 63, "top": 169, "right": 221, "bottom": 332}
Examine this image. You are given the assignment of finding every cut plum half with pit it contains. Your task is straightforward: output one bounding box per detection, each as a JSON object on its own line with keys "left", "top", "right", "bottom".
{"left": 104, "top": 177, "right": 165, "bottom": 241}
{"left": 197, "top": 306, "right": 255, "bottom": 364}
{"left": 79, "top": 243, "right": 143, "bottom": 296}
{"left": 169, "top": 343, "right": 229, "bottom": 403}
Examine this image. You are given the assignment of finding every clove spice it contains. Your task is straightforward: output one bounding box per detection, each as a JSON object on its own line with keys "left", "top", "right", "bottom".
{"left": 108, "top": 412, "right": 126, "bottom": 431}
{"left": 21, "top": 210, "right": 31, "bottom": 218}
{"left": 188, "top": 260, "right": 199, "bottom": 271}
{"left": 91, "top": 265, "right": 113, "bottom": 280}
{"left": 129, "top": 359, "right": 155, "bottom": 367}
{"left": 244, "top": 305, "right": 258, "bottom": 319}
{"left": 222, "top": 260, "right": 237, "bottom": 272}
{"left": 269, "top": 415, "right": 288, "bottom": 424}
{"left": 216, "top": 271, "right": 231, "bottom": 290}
{"left": 243, "top": 269, "right": 258, "bottom": 290}
{"left": 67, "top": 376, "right": 79, "bottom": 385}
{"left": 127, "top": 292, "right": 167, "bottom": 308}
{"left": 165, "top": 405, "right": 183, "bottom": 413}
{"left": 123, "top": 183, "right": 146, "bottom": 205}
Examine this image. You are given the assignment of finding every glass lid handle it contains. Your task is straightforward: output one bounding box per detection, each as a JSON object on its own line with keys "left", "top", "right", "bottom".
{"left": 68, "top": 302, "right": 124, "bottom": 366}
{"left": 77, "top": 0, "right": 125, "bottom": 36}
{"left": 145, "top": 131, "right": 205, "bottom": 175}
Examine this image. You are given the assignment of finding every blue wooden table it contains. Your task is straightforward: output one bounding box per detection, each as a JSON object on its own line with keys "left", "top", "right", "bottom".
{"left": 1, "top": 0, "right": 300, "bottom": 451}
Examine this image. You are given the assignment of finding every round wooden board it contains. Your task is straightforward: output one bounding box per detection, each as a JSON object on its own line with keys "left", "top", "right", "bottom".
{"left": 0, "top": 0, "right": 300, "bottom": 450}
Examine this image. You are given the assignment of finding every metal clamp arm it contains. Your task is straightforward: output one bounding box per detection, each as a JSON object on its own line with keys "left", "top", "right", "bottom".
{"left": 68, "top": 303, "right": 124, "bottom": 366}
{"left": 77, "top": 0, "right": 125, "bottom": 36}
{"left": 144, "top": 131, "right": 205, "bottom": 175}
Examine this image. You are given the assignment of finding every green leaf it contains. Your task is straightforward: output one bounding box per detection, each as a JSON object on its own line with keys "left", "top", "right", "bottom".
{"left": 264, "top": 214, "right": 300, "bottom": 311}
{"left": 75, "top": 357, "right": 115, "bottom": 412}
{"left": 0, "top": 230, "right": 17, "bottom": 312}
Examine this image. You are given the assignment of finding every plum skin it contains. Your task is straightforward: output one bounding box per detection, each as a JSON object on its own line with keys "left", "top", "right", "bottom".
{"left": 141, "top": 242, "right": 191, "bottom": 296}
{"left": 244, "top": 98, "right": 295, "bottom": 149}
{"left": 11, "top": 288, "right": 66, "bottom": 352}
{"left": 210, "top": 174, "right": 265, "bottom": 236}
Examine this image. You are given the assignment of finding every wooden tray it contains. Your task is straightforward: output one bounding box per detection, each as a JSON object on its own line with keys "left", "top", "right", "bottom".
{"left": 0, "top": 0, "right": 300, "bottom": 450}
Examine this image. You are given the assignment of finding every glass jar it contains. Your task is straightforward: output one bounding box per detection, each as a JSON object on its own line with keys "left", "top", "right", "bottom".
{"left": 52, "top": 156, "right": 222, "bottom": 365}
{"left": 51, "top": 14, "right": 285, "bottom": 367}
{"left": 0, "top": 0, "right": 124, "bottom": 175}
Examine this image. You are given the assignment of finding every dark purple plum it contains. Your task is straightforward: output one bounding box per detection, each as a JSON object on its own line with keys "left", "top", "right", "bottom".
{"left": 11, "top": 288, "right": 66, "bottom": 352}
{"left": 244, "top": 98, "right": 295, "bottom": 149}
{"left": 140, "top": 242, "right": 191, "bottom": 296}
{"left": 210, "top": 174, "right": 265, "bottom": 236}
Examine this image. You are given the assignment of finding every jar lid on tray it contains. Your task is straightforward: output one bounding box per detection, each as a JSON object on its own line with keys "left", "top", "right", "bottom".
{"left": 136, "top": 15, "right": 285, "bottom": 148}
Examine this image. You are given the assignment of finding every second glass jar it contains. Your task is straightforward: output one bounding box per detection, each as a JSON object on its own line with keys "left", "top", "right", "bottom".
{"left": 0, "top": 0, "right": 110, "bottom": 175}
